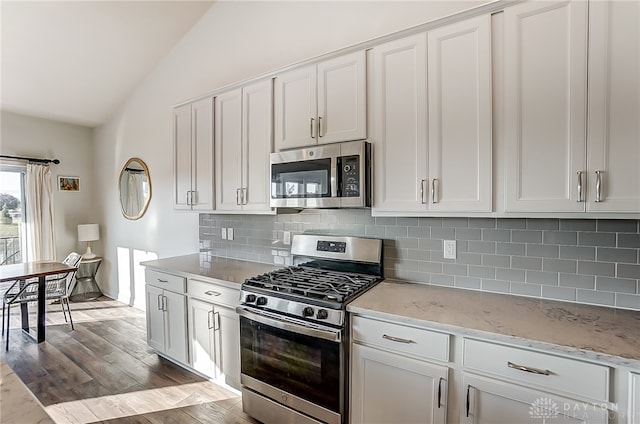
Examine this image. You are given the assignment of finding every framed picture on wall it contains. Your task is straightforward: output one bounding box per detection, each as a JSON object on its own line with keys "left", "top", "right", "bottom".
{"left": 58, "top": 176, "right": 80, "bottom": 192}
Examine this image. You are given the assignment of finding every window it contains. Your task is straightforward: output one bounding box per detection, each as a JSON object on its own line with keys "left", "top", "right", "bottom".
{"left": 0, "top": 165, "right": 26, "bottom": 264}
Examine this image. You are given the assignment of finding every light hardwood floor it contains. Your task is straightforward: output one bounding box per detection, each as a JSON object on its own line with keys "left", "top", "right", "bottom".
{"left": 0, "top": 296, "right": 257, "bottom": 424}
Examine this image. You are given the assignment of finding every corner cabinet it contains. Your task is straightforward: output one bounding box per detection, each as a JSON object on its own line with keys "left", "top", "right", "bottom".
{"left": 371, "top": 15, "right": 492, "bottom": 214}
{"left": 187, "top": 278, "right": 241, "bottom": 389}
{"left": 145, "top": 269, "right": 188, "bottom": 364}
{"left": 214, "top": 79, "right": 273, "bottom": 213}
{"left": 350, "top": 316, "right": 449, "bottom": 424}
{"left": 274, "top": 50, "right": 366, "bottom": 150}
{"left": 173, "top": 98, "right": 215, "bottom": 211}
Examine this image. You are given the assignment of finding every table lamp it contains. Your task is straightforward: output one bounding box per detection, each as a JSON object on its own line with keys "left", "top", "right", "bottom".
{"left": 78, "top": 224, "right": 99, "bottom": 259}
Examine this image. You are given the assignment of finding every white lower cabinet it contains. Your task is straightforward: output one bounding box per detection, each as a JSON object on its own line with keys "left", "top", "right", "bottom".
{"left": 144, "top": 270, "right": 188, "bottom": 365}
{"left": 351, "top": 344, "right": 448, "bottom": 424}
{"left": 187, "top": 278, "right": 241, "bottom": 389}
{"left": 350, "top": 315, "right": 450, "bottom": 424}
{"left": 631, "top": 373, "right": 640, "bottom": 424}
{"left": 462, "top": 373, "right": 608, "bottom": 424}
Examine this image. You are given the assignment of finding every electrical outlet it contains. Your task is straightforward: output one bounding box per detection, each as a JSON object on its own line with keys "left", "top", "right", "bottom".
{"left": 221, "top": 228, "right": 227, "bottom": 240}
{"left": 443, "top": 240, "right": 456, "bottom": 259}
{"left": 283, "top": 231, "right": 291, "bottom": 245}
{"left": 227, "top": 228, "right": 234, "bottom": 240}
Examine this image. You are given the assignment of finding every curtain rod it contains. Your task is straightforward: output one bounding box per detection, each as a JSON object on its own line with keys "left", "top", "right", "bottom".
{"left": 0, "top": 154, "right": 60, "bottom": 165}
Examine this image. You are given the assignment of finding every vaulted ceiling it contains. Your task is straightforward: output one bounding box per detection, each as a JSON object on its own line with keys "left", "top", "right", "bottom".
{"left": 1, "top": 1, "right": 214, "bottom": 128}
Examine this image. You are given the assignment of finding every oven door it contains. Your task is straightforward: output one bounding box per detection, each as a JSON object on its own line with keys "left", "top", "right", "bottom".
{"left": 270, "top": 144, "right": 340, "bottom": 208}
{"left": 237, "top": 306, "right": 343, "bottom": 424}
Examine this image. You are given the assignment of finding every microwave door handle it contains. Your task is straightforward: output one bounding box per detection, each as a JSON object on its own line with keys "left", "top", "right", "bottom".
{"left": 331, "top": 156, "right": 338, "bottom": 198}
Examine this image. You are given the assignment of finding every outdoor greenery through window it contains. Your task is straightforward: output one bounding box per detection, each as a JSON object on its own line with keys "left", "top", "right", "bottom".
{"left": 0, "top": 165, "right": 26, "bottom": 264}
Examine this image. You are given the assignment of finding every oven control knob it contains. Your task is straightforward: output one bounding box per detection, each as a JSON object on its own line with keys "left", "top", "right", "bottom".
{"left": 245, "top": 294, "right": 256, "bottom": 303}
{"left": 302, "top": 306, "right": 315, "bottom": 317}
{"left": 316, "top": 309, "right": 329, "bottom": 320}
{"left": 256, "top": 296, "right": 268, "bottom": 306}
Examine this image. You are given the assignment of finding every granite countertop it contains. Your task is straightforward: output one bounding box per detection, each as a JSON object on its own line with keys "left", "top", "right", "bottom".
{"left": 141, "top": 253, "right": 278, "bottom": 288}
{"left": 348, "top": 280, "right": 640, "bottom": 369}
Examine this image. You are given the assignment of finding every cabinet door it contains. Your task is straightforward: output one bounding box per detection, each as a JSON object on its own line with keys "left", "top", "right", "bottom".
{"left": 503, "top": 1, "right": 588, "bottom": 212}
{"left": 631, "top": 373, "right": 640, "bottom": 424}
{"left": 317, "top": 50, "right": 366, "bottom": 144}
{"left": 274, "top": 65, "right": 317, "bottom": 150}
{"left": 351, "top": 343, "right": 447, "bottom": 424}
{"left": 173, "top": 104, "right": 192, "bottom": 210}
{"left": 191, "top": 98, "right": 215, "bottom": 211}
{"left": 427, "top": 15, "right": 492, "bottom": 212}
{"left": 586, "top": 0, "right": 640, "bottom": 212}
{"left": 371, "top": 33, "right": 428, "bottom": 213}
{"left": 216, "top": 305, "right": 241, "bottom": 389}
{"left": 462, "top": 373, "right": 608, "bottom": 424}
{"left": 145, "top": 284, "right": 165, "bottom": 353}
{"left": 163, "top": 290, "right": 188, "bottom": 364}
{"left": 242, "top": 79, "right": 273, "bottom": 212}
{"left": 188, "top": 298, "right": 216, "bottom": 378}
{"left": 215, "top": 89, "right": 243, "bottom": 212}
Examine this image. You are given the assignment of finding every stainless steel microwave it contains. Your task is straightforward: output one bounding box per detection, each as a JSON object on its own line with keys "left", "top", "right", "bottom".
{"left": 270, "top": 140, "right": 371, "bottom": 208}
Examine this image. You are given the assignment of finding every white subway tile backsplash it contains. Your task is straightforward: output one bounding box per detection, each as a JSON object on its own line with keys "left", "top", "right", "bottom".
{"left": 199, "top": 212, "right": 640, "bottom": 310}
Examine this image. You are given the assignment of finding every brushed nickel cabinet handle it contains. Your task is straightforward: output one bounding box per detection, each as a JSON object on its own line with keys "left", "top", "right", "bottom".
{"left": 466, "top": 385, "right": 471, "bottom": 417}
{"left": 576, "top": 171, "right": 583, "bottom": 202}
{"left": 507, "top": 361, "right": 551, "bottom": 375}
{"left": 432, "top": 178, "right": 438, "bottom": 204}
{"left": 213, "top": 311, "right": 220, "bottom": 331}
{"left": 157, "top": 294, "right": 163, "bottom": 311}
{"left": 236, "top": 188, "right": 241, "bottom": 205}
{"left": 318, "top": 116, "right": 323, "bottom": 137}
{"left": 310, "top": 118, "right": 315, "bottom": 139}
{"left": 595, "top": 170, "right": 603, "bottom": 202}
{"left": 204, "top": 290, "right": 221, "bottom": 297}
{"left": 420, "top": 179, "right": 427, "bottom": 204}
{"left": 382, "top": 334, "right": 415, "bottom": 344}
{"left": 242, "top": 188, "right": 247, "bottom": 205}
{"left": 207, "top": 310, "right": 214, "bottom": 330}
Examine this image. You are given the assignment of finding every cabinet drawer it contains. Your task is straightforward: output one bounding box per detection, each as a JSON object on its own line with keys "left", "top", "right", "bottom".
{"left": 463, "top": 338, "right": 609, "bottom": 402}
{"left": 145, "top": 269, "right": 185, "bottom": 294}
{"left": 352, "top": 316, "right": 449, "bottom": 362}
{"left": 188, "top": 279, "right": 239, "bottom": 307}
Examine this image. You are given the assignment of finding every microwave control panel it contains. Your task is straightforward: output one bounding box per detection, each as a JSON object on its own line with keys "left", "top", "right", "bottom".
{"left": 340, "top": 155, "right": 360, "bottom": 197}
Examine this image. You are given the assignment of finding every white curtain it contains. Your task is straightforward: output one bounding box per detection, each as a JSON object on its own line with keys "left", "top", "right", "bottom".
{"left": 126, "top": 172, "right": 145, "bottom": 216}
{"left": 26, "top": 164, "right": 56, "bottom": 261}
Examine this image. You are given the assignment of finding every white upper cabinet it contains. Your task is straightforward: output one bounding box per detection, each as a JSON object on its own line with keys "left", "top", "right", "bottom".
{"left": 427, "top": 14, "right": 492, "bottom": 212}
{"left": 372, "top": 16, "right": 492, "bottom": 214}
{"left": 173, "top": 98, "right": 215, "bottom": 211}
{"left": 274, "top": 50, "right": 366, "bottom": 150}
{"left": 371, "top": 33, "right": 429, "bottom": 213}
{"left": 586, "top": 0, "right": 640, "bottom": 213}
{"left": 215, "top": 79, "right": 273, "bottom": 213}
{"left": 503, "top": 1, "right": 588, "bottom": 213}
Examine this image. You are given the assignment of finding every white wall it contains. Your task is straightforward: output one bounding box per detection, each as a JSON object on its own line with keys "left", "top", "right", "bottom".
{"left": 0, "top": 110, "right": 95, "bottom": 259}
{"left": 93, "top": 1, "right": 487, "bottom": 305}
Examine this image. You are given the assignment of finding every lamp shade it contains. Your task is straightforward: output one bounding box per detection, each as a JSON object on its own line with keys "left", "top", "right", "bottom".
{"left": 78, "top": 224, "right": 99, "bottom": 242}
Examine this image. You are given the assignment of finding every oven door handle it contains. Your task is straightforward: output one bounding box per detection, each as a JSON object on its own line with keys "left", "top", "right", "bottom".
{"left": 236, "top": 306, "right": 341, "bottom": 343}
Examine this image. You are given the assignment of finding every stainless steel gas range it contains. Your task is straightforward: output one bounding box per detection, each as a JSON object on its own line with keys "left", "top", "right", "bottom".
{"left": 236, "top": 234, "right": 384, "bottom": 424}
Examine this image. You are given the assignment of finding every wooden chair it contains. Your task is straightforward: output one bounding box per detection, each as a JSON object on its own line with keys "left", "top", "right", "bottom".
{"left": 2, "top": 252, "right": 82, "bottom": 350}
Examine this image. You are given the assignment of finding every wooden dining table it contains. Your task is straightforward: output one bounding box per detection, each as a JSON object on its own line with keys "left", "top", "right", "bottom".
{"left": 0, "top": 261, "right": 77, "bottom": 343}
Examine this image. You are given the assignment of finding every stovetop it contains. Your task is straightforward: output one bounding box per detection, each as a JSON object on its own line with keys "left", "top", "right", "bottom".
{"left": 243, "top": 265, "right": 381, "bottom": 304}
{"left": 239, "top": 234, "right": 384, "bottom": 327}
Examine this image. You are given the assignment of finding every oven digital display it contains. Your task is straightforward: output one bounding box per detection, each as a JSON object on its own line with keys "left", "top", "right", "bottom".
{"left": 316, "top": 241, "right": 346, "bottom": 253}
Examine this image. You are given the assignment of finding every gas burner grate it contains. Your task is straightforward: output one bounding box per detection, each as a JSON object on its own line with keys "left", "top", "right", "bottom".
{"left": 244, "top": 266, "right": 380, "bottom": 304}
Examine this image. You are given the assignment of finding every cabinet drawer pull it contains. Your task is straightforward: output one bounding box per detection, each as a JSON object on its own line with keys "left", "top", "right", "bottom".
{"left": 207, "top": 310, "right": 214, "bottom": 330}
{"left": 420, "top": 179, "right": 427, "bottom": 204}
{"left": 318, "top": 116, "right": 323, "bottom": 137}
{"left": 466, "top": 385, "right": 471, "bottom": 417}
{"left": 310, "top": 118, "right": 315, "bottom": 139}
{"left": 157, "top": 279, "right": 168, "bottom": 283}
{"left": 507, "top": 361, "right": 551, "bottom": 376}
{"left": 204, "top": 290, "right": 221, "bottom": 297}
{"left": 382, "top": 334, "right": 415, "bottom": 344}
{"left": 437, "top": 378, "right": 443, "bottom": 408}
